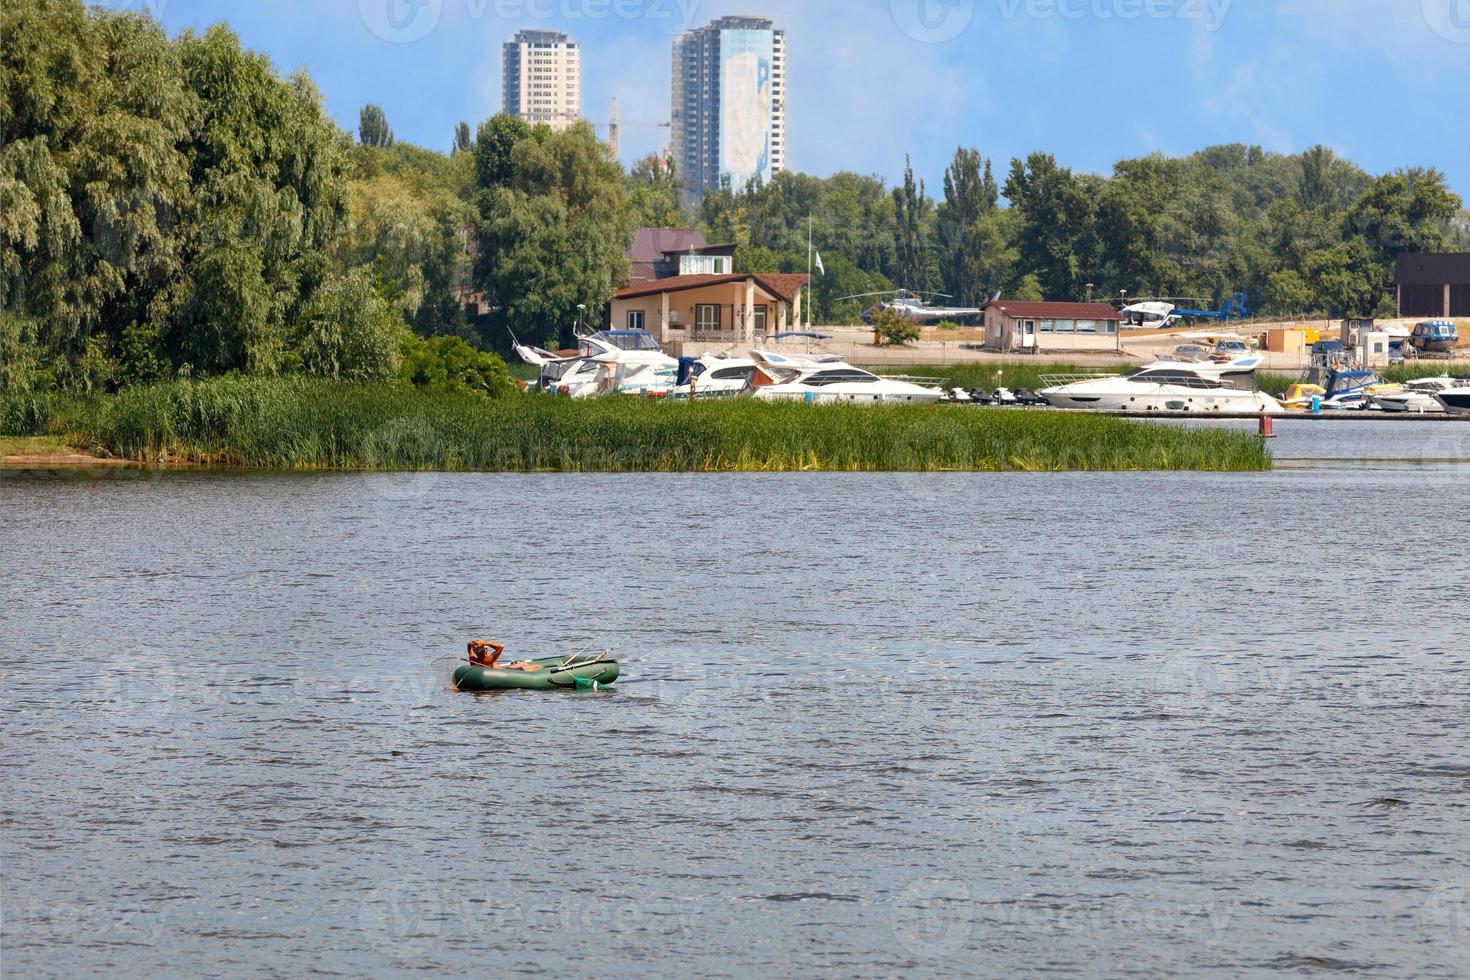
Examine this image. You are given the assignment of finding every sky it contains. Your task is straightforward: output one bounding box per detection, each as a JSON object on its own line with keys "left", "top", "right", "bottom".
{"left": 115, "top": 0, "right": 1470, "bottom": 199}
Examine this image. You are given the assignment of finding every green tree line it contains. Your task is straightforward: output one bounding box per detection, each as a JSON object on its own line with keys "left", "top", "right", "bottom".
{"left": 3, "top": 0, "right": 1466, "bottom": 398}
{"left": 706, "top": 145, "right": 1466, "bottom": 324}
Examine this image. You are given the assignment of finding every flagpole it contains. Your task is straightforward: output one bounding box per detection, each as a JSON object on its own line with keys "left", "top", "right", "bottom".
{"left": 806, "top": 215, "right": 812, "bottom": 329}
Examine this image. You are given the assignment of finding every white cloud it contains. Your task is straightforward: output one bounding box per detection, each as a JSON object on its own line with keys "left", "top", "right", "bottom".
{"left": 1273, "top": 0, "right": 1467, "bottom": 66}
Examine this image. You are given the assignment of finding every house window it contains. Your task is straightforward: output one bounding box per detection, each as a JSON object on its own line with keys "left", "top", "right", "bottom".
{"left": 1076, "top": 320, "right": 1098, "bottom": 334}
{"left": 680, "top": 255, "right": 732, "bottom": 276}
{"left": 1039, "top": 319, "right": 1056, "bottom": 333}
{"left": 695, "top": 304, "right": 721, "bottom": 332}
{"left": 753, "top": 304, "right": 768, "bottom": 334}
{"left": 627, "top": 310, "right": 645, "bottom": 330}
{"left": 1102, "top": 321, "right": 1118, "bottom": 334}
{"left": 1055, "top": 319, "right": 1076, "bottom": 333}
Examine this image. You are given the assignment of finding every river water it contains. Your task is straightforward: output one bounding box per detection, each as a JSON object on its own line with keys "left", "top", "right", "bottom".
{"left": 3, "top": 421, "right": 1469, "bottom": 977}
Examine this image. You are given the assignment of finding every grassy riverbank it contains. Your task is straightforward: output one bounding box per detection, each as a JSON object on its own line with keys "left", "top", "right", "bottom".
{"left": 0, "top": 435, "right": 74, "bottom": 457}
{"left": 1, "top": 377, "right": 1269, "bottom": 472}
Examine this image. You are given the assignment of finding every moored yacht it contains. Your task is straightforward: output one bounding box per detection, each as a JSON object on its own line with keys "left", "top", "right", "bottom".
{"left": 666, "top": 355, "right": 759, "bottom": 399}
{"left": 1370, "top": 377, "right": 1454, "bottom": 414}
{"left": 530, "top": 330, "right": 678, "bottom": 398}
{"left": 1317, "top": 369, "right": 1394, "bottom": 410}
{"left": 748, "top": 351, "right": 945, "bottom": 404}
{"left": 1039, "top": 357, "right": 1283, "bottom": 414}
{"left": 1435, "top": 379, "right": 1470, "bottom": 414}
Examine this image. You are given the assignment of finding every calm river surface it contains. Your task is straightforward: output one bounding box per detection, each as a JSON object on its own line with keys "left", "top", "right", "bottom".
{"left": 3, "top": 421, "right": 1469, "bottom": 977}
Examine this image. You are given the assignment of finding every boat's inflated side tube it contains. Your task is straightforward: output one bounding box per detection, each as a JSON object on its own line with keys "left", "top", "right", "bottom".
{"left": 453, "top": 655, "right": 620, "bottom": 693}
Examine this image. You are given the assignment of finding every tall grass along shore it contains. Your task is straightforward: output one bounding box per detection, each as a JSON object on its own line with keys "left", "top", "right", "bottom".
{"left": 3, "top": 377, "right": 1269, "bottom": 473}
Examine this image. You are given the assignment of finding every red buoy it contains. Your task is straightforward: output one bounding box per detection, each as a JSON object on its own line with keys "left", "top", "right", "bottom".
{"left": 1259, "top": 415, "right": 1276, "bottom": 438}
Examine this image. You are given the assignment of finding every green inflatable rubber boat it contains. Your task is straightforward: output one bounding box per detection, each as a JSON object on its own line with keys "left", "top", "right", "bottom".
{"left": 453, "top": 654, "right": 620, "bottom": 693}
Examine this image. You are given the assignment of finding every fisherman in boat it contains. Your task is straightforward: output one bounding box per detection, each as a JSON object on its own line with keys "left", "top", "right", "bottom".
{"left": 466, "top": 640, "right": 504, "bottom": 667}
{"left": 466, "top": 640, "right": 541, "bottom": 671}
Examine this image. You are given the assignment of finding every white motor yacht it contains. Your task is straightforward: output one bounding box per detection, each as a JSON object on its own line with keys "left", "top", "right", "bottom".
{"left": 666, "top": 355, "right": 759, "bottom": 400}
{"left": 1371, "top": 377, "right": 1454, "bottom": 414}
{"left": 532, "top": 330, "right": 678, "bottom": 398}
{"left": 749, "top": 351, "right": 945, "bottom": 404}
{"left": 1435, "top": 379, "right": 1470, "bottom": 415}
{"left": 1039, "top": 357, "right": 1284, "bottom": 414}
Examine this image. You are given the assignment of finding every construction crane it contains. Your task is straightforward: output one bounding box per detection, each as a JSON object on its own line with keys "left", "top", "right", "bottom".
{"left": 603, "top": 98, "right": 669, "bottom": 159}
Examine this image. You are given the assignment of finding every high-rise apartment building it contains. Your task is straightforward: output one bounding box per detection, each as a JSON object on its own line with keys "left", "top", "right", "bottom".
{"left": 502, "top": 30, "right": 581, "bottom": 131}
{"left": 671, "top": 16, "right": 786, "bottom": 205}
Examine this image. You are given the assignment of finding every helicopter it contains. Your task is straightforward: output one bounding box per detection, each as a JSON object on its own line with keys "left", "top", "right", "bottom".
{"left": 1118, "top": 293, "right": 1249, "bottom": 329}
{"left": 839, "top": 289, "right": 989, "bottom": 324}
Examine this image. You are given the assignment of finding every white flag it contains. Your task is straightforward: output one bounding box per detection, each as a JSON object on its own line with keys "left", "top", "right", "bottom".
{"left": 814, "top": 251, "right": 825, "bottom": 275}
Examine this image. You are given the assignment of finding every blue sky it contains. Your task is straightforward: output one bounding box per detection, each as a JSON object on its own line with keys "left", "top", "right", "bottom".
{"left": 118, "top": 0, "right": 1470, "bottom": 199}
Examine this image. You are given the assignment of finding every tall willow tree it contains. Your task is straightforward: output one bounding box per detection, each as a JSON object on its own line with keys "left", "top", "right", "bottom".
{"left": 0, "top": 0, "right": 403, "bottom": 391}
{"left": 0, "top": 0, "right": 195, "bottom": 388}
{"left": 171, "top": 25, "right": 364, "bottom": 376}
{"left": 344, "top": 143, "right": 474, "bottom": 339}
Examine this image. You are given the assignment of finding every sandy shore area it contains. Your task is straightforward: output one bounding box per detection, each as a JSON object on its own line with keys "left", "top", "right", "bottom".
{"left": 0, "top": 437, "right": 142, "bottom": 470}
{"left": 759, "top": 320, "right": 1470, "bottom": 371}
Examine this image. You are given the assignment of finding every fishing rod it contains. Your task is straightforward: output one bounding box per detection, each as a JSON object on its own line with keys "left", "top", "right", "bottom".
{"left": 559, "top": 631, "right": 617, "bottom": 666}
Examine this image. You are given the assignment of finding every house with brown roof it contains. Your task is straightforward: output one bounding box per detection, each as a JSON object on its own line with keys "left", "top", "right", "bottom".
{"left": 626, "top": 227, "right": 738, "bottom": 284}
{"left": 982, "top": 300, "right": 1123, "bottom": 353}
{"left": 611, "top": 273, "right": 810, "bottom": 346}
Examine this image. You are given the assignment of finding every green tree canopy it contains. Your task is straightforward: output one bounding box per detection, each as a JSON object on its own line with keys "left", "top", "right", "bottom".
{"left": 1, "top": 1, "right": 406, "bottom": 392}
{"left": 473, "top": 118, "right": 632, "bottom": 346}
{"left": 937, "top": 148, "right": 999, "bottom": 306}
{"left": 627, "top": 153, "right": 685, "bottom": 229}
{"left": 359, "top": 104, "right": 393, "bottom": 147}
{"left": 893, "top": 156, "right": 935, "bottom": 293}
{"left": 1003, "top": 153, "right": 1099, "bottom": 301}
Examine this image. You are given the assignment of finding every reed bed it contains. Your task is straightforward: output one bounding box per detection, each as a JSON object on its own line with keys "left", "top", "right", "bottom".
{"left": 1257, "top": 371, "right": 1297, "bottom": 397}
{"left": 1381, "top": 363, "right": 1470, "bottom": 383}
{"left": 41, "top": 377, "right": 1269, "bottom": 472}
{"left": 0, "top": 390, "right": 83, "bottom": 437}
